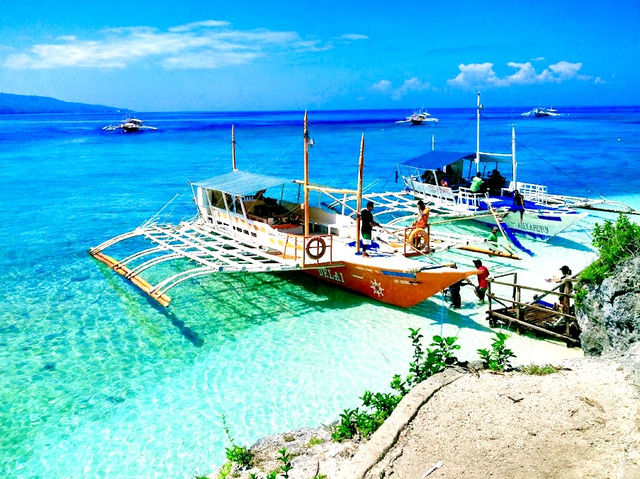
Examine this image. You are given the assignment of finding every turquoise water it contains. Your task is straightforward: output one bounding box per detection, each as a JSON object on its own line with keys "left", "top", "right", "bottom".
{"left": 1, "top": 107, "right": 639, "bottom": 478}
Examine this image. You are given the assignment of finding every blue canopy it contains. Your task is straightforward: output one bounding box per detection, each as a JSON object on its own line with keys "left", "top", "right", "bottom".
{"left": 192, "top": 170, "right": 293, "bottom": 196}
{"left": 400, "top": 151, "right": 512, "bottom": 169}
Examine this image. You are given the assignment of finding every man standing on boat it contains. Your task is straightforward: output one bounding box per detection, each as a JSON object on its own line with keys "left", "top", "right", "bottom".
{"left": 360, "top": 201, "right": 379, "bottom": 258}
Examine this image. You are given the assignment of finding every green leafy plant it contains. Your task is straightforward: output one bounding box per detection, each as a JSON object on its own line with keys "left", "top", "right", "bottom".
{"left": 407, "top": 329, "right": 460, "bottom": 386}
{"left": 477, "top": 332, "right": 515, "bottom": 371}
{"left": 217, "top": 462, "right": 232, "bottom": 479}
{"left": 520, "top": 364, "right": 560, "bottom": 375}
{"left": 277, "top": 447, "right": 293, "bottom": 478}
{"left": 332, "top": 329, "right": 460, "bottom": 441}
{"left": 305, "top": 436, "right": 325, "bottom": 447}
{"left": 266, "top": 472, "right": 278, "bottom": 479}
{"left": 331, "top": 408, "right": 358, "bottom": 441}
{"left": 222, "top": 414, "right": 253, "bottom": 468}
{"left": 577, "top": 214, "right": 640, "bottom": 305}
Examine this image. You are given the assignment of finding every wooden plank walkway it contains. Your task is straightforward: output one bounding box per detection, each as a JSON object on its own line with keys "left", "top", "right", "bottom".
{"left": 486, "top": 273, "right": 580, "bottom": 346}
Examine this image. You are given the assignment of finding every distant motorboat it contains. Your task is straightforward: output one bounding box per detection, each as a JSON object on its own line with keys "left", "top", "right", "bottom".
{"left": 397, "top": 110, "right": 439, "bottom": 125}
{"left": 103, "top": 117, "right": 158, "bottom": 132}
{"left": 521, "top": 107, "right": 560, "bottom": 118}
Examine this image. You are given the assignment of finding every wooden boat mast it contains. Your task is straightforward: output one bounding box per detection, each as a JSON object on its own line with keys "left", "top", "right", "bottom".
{"left": 303, "top": 111, "right": 310, "bottom": 236}
{"left": 511, "top": 126, "right": 517, "bottom": 188}
{"left": 475, "top": 91, "right": 481, "bottom": 173}
{"left": 355, "top": 133, "right": 365, "bottom": 254}
{"left": 231, "top": 124, "right": 237, "bottom": 171}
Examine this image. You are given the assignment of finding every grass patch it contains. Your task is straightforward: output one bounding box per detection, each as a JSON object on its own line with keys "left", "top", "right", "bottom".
{"left": 216, "top": 462, "right": 232, "bottom": 479}
{"left": 520, "top": 364, "right": 561, "bottom": 375}
{"left": 305, "top": 436, "right": 325, "bottom": 447}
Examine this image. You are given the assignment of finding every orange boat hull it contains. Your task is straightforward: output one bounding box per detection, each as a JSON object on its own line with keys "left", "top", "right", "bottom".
{"left": 305, "top": 262, "right": 476, "bottom": 308}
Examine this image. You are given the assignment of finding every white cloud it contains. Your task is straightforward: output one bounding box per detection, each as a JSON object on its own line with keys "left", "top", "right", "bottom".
{"left": 371, "top": 79, "right": 392, "bottom": 92}
{"left": 168, "top": 20, "right": 231, "bottom": 32}
{"left": 336, "top": 33, "right": 368, "bottom": 41}
{"left": 447, "top": 61, "right": 600, "bottom": 88}
{"left": 371, "top": 77, "right": 431, "bottom": 99}
{"left": 2, "top": 20, "right": 339, "bottom": 70}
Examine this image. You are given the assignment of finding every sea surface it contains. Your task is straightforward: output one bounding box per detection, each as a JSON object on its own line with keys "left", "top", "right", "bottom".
{"left": 1, "top": 106, "right": 639, "bottom": 478}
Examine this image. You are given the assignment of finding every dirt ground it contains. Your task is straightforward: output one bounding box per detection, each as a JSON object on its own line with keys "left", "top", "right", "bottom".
{"left": 365, "top": 357, "right": 640, "bottom": 479}
{"left": 213, "top": 357, "right": 640, "bottom": 479}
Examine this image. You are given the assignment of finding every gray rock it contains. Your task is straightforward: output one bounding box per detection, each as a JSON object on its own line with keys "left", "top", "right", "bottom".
{"left": 577, "top": 254, "right": 640, "bottom": 357}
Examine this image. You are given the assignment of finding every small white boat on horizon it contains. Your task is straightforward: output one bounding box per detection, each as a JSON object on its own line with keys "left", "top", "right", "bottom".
{"left": 103, "top": 117, "right": 158, "bottom": 132}
{"left": 397, "top": 110, "right": 439, "bottom": 125}
{"left": 521, "top": 107, "right": 560, "bottom": 118}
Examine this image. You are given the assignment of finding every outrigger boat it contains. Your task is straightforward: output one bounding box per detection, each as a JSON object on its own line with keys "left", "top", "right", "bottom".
{"left": 103, "top": 117, "right": 158, "bottom": 132}
{"left": 521, "top": 107, "right": 560, "bottom": 118}
{"left": 89, "top": 119, "right": 476, "bottom": 308}
{"left": 396, "top": 110, "right": 439, "bottom": 125}
{"left": 396, "top": 93, "right": 591, "bottom": 241}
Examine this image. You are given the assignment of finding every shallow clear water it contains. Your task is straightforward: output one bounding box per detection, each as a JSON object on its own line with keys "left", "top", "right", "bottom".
{"left": 1, "top": 107, "right": 639, "bottom": 478}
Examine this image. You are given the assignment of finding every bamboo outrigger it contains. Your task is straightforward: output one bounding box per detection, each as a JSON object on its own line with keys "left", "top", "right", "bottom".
{"left": 89, "top": 116, "right": 478, "bottom": 308}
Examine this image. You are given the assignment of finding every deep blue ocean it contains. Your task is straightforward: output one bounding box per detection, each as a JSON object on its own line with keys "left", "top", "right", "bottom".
{"left": 1, "top": 106, "right": 639, "bottom": 478}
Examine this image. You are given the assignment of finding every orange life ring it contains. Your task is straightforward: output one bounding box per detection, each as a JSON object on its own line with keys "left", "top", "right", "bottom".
{"left": 306, "top": 236, "right": 327, "bottom": 260}
{"left": 408, "top": 227, "right": 429, "bottom": 250}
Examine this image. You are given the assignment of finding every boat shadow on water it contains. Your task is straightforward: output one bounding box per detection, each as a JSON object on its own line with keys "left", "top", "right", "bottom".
{"left": 546, "top": 234, "right": 595, "bottom": 252}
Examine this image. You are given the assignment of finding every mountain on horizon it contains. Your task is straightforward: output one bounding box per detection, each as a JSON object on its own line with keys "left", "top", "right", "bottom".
{"left": 0, "top": 93, "right": 125, "bottom": 114}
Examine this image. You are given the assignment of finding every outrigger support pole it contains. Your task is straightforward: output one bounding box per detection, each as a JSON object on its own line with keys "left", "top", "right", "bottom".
{"left": 355, "top": 133, "right": 365, "bottom": 254}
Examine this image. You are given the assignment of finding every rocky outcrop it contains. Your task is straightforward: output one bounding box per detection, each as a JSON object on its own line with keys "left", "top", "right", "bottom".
{"left": 576, "top": 254, "right": 640, "bottom": 357}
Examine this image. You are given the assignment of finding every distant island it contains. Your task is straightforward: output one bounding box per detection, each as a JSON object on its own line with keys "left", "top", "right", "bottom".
{"left": 0, "top": 92, "right": 124, "bottom": 114}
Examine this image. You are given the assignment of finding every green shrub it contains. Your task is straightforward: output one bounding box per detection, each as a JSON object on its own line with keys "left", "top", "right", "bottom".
{"left": 577, "top": 214, "right": 640, "bottom": 304}
{"left": 406, "top": 329, "right": 460, "bottom": 386}
{"left": 222, "top": 414, "right": 253, "bottom": 468}
{"left": 217, "top": 462, "right": 232, "bottom": 479}
{"left": 520, "top": 364, "right": 560, "bottom": 375}
{"left": 277, "top": 447, "right": 293, "bottom": 479}
{"left": 477, "top": 332, "right": 515, "bottom": 371}
{"left": 332, "top": 329, "right": 459, "bottom": 441}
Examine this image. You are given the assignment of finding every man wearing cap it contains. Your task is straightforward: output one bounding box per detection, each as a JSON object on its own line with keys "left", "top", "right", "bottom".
{"left": 473, "top": 259, "right": 490, "bottom": 302}
{"left": 487, "top": 226, "right": 499, "bottom": 247}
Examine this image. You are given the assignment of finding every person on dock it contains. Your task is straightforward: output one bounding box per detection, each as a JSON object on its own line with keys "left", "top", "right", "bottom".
{"left": 550, "top": 265, "right": 573, "bottom": 314}
{"left": 510, "top": 190, "right": 525, "bottom": 220}
{"left": 473, "top": 259, "right": 490, "bottom": 302}
{"left": 470, "top": 172, "right": 484, "bottom": 193}
{"left": 360, "top": 201, "right": 379, "bottom": 258}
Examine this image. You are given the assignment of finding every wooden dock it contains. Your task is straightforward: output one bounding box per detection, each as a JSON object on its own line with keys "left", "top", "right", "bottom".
{"left": 486, "top": 272, "right": 580, "bottom": 346}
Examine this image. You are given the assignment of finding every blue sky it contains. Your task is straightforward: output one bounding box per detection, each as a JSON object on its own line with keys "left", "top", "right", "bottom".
{"left": 0, "top": 0, "right": 638, "bottom": 111}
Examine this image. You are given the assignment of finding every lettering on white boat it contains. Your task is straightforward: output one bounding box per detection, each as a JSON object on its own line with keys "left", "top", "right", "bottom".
{"left": 318, "top": 268, "right": 345, "bottom": 283}
{"left": 516, "top": 222, "right": 549, "bottom": 234}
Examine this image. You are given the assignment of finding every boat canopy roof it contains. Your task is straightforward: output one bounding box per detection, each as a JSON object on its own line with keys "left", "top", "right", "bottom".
{"left": 400, "top": 151, "right": 512, "bottom": 169}
{"left": 192, "top": 170, "right": 293, "bottom": 196}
